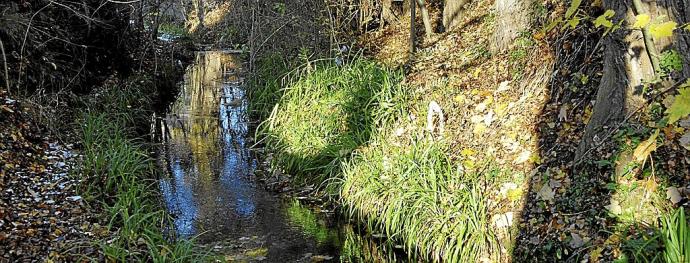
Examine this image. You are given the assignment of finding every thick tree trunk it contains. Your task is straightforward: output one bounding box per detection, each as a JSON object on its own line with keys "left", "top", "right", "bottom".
{"left": 492, "top": 0, "right": 533, "bottom": 52}
{"left": 443, "top": 0, "right": 468, "bottom": 31}
{"left": 576, "top": 0, "right": 657, "bottom": 160}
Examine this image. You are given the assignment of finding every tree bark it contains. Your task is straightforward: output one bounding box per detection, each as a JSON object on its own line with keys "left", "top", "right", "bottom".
{"left": 195, "top": 0, "right": 205, "bottom": 30}
{"left": 416, "top": 0, "right": 433, "bottom": 38}
{"left": 443, "top": 0, "right": 468, "bottom": 31}
{"left": 664, "top": 1, "right": 690, "bottom": 79}
{"left": 576, "top": 0, "right": 657, "bottom": 160}
{"left": 492, "top": 0, "right": 533, "bottom": 52}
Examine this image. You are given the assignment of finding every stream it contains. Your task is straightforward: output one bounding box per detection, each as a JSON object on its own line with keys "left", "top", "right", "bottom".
{"left": 154, "top": 51, "right": 408, "bottom": 262}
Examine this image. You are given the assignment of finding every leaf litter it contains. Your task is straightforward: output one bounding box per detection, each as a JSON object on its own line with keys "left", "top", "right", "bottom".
{"left": 0, "top": 91, "right": 101, "bottom": 261}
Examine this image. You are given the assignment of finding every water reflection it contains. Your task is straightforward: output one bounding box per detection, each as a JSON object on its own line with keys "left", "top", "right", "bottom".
{"left": 157, "top": 51, "right": 411, "bottom": 261}
{"left": 159, "top": 51, "right": 261, "bottom": 240}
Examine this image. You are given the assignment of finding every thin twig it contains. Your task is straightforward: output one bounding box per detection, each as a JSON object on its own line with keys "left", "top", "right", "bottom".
{"left": 0, "top": 37, "right": 9, "bottom": 95}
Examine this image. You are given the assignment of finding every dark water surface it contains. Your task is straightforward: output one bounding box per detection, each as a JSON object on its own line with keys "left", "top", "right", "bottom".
{"left": 156, "top": 51, "right": 407, "bottom": 262}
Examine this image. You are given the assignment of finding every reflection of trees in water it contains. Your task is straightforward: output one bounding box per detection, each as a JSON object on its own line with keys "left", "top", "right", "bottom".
{"left": 167, "top": 52, "right": 237, "bottom": 183}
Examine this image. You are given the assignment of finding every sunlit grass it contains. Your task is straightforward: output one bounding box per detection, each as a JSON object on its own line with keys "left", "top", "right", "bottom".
{"left": 254, "top": 57, "right": 406, "bottom": 184}
{"left": 340, "top": 134, "right": 500, "bottom": 262}
{"left": 251, "top": 55, "right": 509, "bottom": 262}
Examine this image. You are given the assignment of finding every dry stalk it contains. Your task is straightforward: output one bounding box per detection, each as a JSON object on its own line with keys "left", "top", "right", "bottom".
{"left": 0, "top": 37, "right": 9, "bottom": 94}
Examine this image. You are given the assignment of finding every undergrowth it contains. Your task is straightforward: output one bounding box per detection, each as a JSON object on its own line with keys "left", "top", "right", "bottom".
{"left": 254, "top": 56, "right": 407, "bottom": 185}
{"left": 77, "top": 78, "right": 212, "bottom": 262}
{"left": 251, "top": 55, "right": 513, "bottom": 261}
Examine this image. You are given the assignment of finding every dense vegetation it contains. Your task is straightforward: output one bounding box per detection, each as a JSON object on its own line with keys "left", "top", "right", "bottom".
{"left": 2, "top": 0, "right": 690, "bottom": 262}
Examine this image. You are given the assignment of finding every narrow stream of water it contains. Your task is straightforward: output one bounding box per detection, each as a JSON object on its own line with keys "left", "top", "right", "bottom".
{"left": 155, "top": 51, "right": 407, "bottom": 262}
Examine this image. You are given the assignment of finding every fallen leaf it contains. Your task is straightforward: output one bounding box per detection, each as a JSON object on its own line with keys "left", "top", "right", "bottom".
{"left": 667, "top": 186, "right": 682, "bottom": 204}
{"left": 680, "top": 132, "right": 690, "bottom": 151}
{"left": 605, "top": 200, "right": 622, "bottom": 215}
{"left": 569, "top": 233, "right": 584, "bottom": 248}
{"left": 537, "top": 183, "right": 555, "bottom": 201}
{"left": 513, "top": 150, "right": 532, "bottom": 164}
{"left": 492, "top": 212, "right": 514, "bottom": 228}
{"left": 633, "top": 130, "right": 659, "bottom": 162}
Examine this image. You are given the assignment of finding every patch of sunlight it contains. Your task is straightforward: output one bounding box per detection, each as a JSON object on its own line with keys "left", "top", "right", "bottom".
{"left": 188, "top": 2, "right": 231, "bottom": 33}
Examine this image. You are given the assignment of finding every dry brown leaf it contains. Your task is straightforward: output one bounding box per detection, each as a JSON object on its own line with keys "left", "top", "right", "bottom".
{"left": 633, "top": 130, "right": 659, "bottom": 162}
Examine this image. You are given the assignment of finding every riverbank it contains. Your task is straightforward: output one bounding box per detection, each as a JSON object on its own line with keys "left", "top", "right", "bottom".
{"left": 245, "top": 0, "right": 690, "bottom": 262}
{"left": 0, "top": 35, "right": 204, "bottom": 260}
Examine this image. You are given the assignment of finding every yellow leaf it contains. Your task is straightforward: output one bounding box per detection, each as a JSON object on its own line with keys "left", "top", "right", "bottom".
{"left": 495, "top": 103, "right": 509, "bottom": 116}
{"left": 650, "top": 21, "right": 677, "bottom": 38}
{"left": 453, "top": 94, "right": 466, "bottom": 104}
{"left": 632, "top": 130, "right": 659, "bottom": 162}
{"left": 473, "top": 123, "right": 487, "bottom": 135}
{"left": 632, "top": 14, "right": 651, "bottom": 28}
{"left": 463, "top": 159, "right": 476, "bottom": 169}
{"left": 461, "top": 148, "right": 476, "bottom": 156}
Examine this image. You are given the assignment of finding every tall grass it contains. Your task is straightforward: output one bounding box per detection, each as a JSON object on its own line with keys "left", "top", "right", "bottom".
{"left": 663, "top": 208, "right": 690, "bottom": 263}
{"left": 78, "top": 80, "right": 212, "bottom": 262}
{"left": 340, "top": 136, "right": 498, "bottom": 262}
{"left": 253, "top": 56, "right": 407, "bottom": 184}
{"left": 251, "top": 55, "right": 502, "bottom": 262}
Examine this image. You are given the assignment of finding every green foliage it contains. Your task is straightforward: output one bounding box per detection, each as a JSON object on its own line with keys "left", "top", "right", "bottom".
{"left": 273, "top": 3, "right": 286, "bottom": 15}
{"left": 255, "top": 57, "right": 407, "bottom": 183}
{"left": 666, "top": 86, "right": 690, "bottom": 124}
{"left": 565, "top": 0, "right": 582, "bottom": 19}
{"left": 159, "top": 23, "right": 188, "bottom": 36}
{"left": 78, "top": 84, "right": 213, "bottom": 262}
{"left": 594, "top": 10, "right": 616, "bottom": 29}
{"left": 663, "top": 208, "right": 690, "bottom": 263}
{"left": 341, "top": 137, "right": 501, "bottom": 262}
{"left": 659, "top": 50, "right": 684, "bottom": 74}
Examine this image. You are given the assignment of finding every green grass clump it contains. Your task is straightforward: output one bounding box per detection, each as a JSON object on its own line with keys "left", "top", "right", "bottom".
{"left": 340, "top": 135, "right": 498, "bottom": 262}
{"left": 78, "top": 80, "right": 212, "bottom": 262}
{"left": 251, "top": 54, "right": 504, "bottom": 261}
{"left": 255, "top": 57, "right": 406, "bottom": 184}
{"left": 663, "top": 208, "right": 690, "bottom": 263}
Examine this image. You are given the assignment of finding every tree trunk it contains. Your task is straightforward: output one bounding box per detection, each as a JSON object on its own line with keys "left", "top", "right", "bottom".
{"left": 443, "top": 0, "right": 467, "bottom": 31}
{"left": 195, "top": 0, "right": 205, "bottom": 30}
{"left": 662, "top": 1, "right": 690, "bottom": 79}
{"left": 492, "top": 0, "right": 533, "bottom": 52}
{"left": 576, "top": 0, "right": 658, "bottom": 160}
{"left": 416, "top": 0, "right": 433, "bottom": 38}
{"left": 382, "top": 0, "right": 397, "bottom": 25}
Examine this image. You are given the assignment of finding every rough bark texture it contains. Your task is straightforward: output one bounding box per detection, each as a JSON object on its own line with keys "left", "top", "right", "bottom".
{"left": 443, "top": 0, "right": 468, "bottom": 31}
{"left": 665, "top": 0, "right": 690, "bottom": 79}
{"left": 492, "top": 0, "right": 533, "bottom": 52}
{"left": 576, "top": 0, "right": 690, "bottom": 160}
{"left": 576, "top": 1, "right": 627, "bottom": 160}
